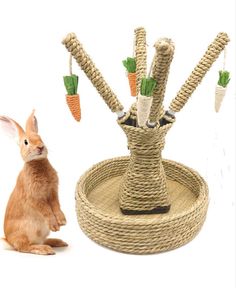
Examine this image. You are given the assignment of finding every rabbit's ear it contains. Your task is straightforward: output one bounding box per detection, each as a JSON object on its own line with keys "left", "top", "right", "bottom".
{"left": 25, "top": 110, "right": 38, "bottom": 134}
{"left": 0, "top": 116, "right": 25, "bottom": 143}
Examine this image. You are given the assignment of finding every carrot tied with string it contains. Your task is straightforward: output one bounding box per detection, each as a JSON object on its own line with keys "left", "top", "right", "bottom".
{"left": 215, "top": 70, "right": 230, "bottom": 112}
{"left": 123, "top": 57, "right": 137, "bottom": 96}
{"left": 137, "top": 77, "right": 157, "bottom": 127}
{"left": 64, "top": 74, "right": 81, "bottom": 121}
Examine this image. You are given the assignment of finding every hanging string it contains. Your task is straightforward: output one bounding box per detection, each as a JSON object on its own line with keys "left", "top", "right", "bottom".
{"left": 69, "top": 53, "right": 73, "bottom": 76}
{"left": 148, "top": 54, "right": 155, "bottom": 78}
{"left": 132, "top": 35, "right": 136, "bottom": 58}
{"left": 223, "top": 47, "right": 226, "bottom": 71}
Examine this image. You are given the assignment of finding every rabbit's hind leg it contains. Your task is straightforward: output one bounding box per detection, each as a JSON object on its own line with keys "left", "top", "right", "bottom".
{"left": 7, "top": 233, "right": 55, "bottom": 255}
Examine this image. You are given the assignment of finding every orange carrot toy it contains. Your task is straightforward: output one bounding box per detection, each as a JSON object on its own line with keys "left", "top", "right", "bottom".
{"left": 63, "top": 74, "right": 81, "bottom": 121}
{"left": 123, "top": 57, "right": 137, "bottom": 96}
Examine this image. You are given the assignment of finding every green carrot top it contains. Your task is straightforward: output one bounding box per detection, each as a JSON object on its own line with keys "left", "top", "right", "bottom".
{"left": 63, "top": 74, "right": 79, "bottom": 95}
{"left": 140, "top": 77, "right": 157, "bottom": 97}
{"left": 122, "top": 57, "right": 136, "bottom": 73}
{"left": 218, "top": 70, "right": 230, "bottom": 88}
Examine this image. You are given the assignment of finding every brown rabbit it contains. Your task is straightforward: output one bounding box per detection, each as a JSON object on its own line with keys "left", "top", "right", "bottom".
{"left": 0, "top": 111, "right": 67, "bottom": 255}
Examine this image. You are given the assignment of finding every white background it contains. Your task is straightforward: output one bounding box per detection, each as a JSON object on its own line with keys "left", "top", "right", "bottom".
{"left": 0, "top": 0, "right": 235, "bottom": 287}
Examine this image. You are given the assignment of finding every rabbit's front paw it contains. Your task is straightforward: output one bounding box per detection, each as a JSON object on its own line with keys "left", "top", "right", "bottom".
{"left": 48, "top": 217, "right": 60, "bottom": 232}
{"left": 55, "top": 211, "right": 67, "bottom": 226}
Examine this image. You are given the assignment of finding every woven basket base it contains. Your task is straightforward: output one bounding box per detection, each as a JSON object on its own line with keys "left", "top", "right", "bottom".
{"left": 76, "top": 157, "right": 209, "bottom": 254}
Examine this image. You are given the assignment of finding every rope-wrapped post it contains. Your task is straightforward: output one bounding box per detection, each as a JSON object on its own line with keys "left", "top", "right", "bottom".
{"left": 62, "top": 33, "right": 124, "bottom": 113}
{"left": 149, "top": 38, "right": 175, "bottom": 124}
{"left": 118, "top": 113, "right": 174, "bottom": 214}
{"left": 135, "top": 27, "right": 147, "bottom": 95}
{"left": 169, "top": 32, "right": 230, "bottom": 113}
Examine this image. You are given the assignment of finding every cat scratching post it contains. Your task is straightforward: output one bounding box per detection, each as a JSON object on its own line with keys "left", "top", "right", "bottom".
{"left": 63, "top": 30, "right": 229, "bottom": 254}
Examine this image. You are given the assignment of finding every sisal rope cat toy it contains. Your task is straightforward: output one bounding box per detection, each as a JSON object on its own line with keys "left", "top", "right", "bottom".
{"left": 62, "top": 29, "right": 230, "bottom": 254}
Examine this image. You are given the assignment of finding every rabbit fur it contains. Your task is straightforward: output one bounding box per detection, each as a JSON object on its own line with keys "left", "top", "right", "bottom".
{"left": 0, "top": 111, "right": 67, "bottom": 255}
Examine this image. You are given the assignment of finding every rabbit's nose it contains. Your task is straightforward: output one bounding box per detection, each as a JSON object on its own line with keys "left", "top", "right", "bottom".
{"left": 37, "top": 146, "right": 44, "bottom": 153}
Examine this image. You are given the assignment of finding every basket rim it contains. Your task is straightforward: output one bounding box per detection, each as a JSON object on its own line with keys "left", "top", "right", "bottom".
{"left": 75, "top": 156, "right": 209, "bottom": 226}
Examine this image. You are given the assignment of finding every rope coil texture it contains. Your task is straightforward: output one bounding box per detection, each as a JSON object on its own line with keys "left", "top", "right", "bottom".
{"left": 169, "top": 32, "right": 230, "bottom": 112}
{"left": 135, "top": 27, "right": 147, "bottom": 96}
{"left": 129, "top": 102, "right": 137, "bottom": 121}
{"left": 149, "top": 38, "right": 175, "bottom": 123}
{"left": 62, "top": 33, "right": 124, "bottom": 113}
{"left": 76, "top": 156, "right": 209, "bottom": 254}
{"left": 118, "top": 114, "right": 174, "bottom": 212}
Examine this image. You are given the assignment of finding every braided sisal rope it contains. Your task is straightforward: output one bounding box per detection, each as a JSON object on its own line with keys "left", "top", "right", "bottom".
{"left": 118, "top": 113, "right": 174, "bottom": 213}
{"left": 62, "top": 33, "right": 124, "bottom": 113}
{"left": 129, "top": 102, "right": 137, "bottom": 121}
{"left": 76, "top": 156, "right": 208, "bottom": 254}
{"left": 149, "top": 38, "right": 175, "bottom": 123}
{"left": 134, "top": 27, "right": 147, "bottom": 95}
{"left": 169, "top": 32, "right": 230, "bottom": 112}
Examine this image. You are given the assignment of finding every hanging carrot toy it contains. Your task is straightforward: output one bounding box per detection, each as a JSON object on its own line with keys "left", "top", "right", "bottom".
{"left": 137, "top": 56, "right": 157, "bottom": 127}
{"left": 123, "top": 57, "right": 137, "bottom": 96}
{"left": 215, "top": 48, "right": 230, "bottom": 112}
{"left": 64, "top": 54, "right": 81, "bottom": 121}
{"left": 215, "top": 70, "right": 230, "bottom": 112}
{"left": 137, "top": 77, "right": 157, "bottom": 127}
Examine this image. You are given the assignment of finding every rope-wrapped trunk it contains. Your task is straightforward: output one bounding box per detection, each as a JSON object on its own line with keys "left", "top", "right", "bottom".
{"left": 169, "top": 32, "right": 230, "bottom": 113}
{"left": 149, "top": 38, "right": 175, "bottom": 124}
{"left": 62, "top": 33, "right": 124, "bottom": 113}
{"left": 118, "top": 113, "right": 174, "bottom": 214}
{"left": 62, "top": 28, "right": 229, "bottom": 217}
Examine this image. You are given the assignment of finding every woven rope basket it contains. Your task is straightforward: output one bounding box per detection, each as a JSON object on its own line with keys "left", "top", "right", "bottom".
{"left": 63, "top": 28, "right": 229, "bottom": 254}
{"left": 76, "top": 157, "right": 208, "bottom": 254}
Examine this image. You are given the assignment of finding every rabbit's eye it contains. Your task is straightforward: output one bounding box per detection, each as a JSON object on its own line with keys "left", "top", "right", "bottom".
{"left": 24, "top": 139, "right": 28, "bottom": 145}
